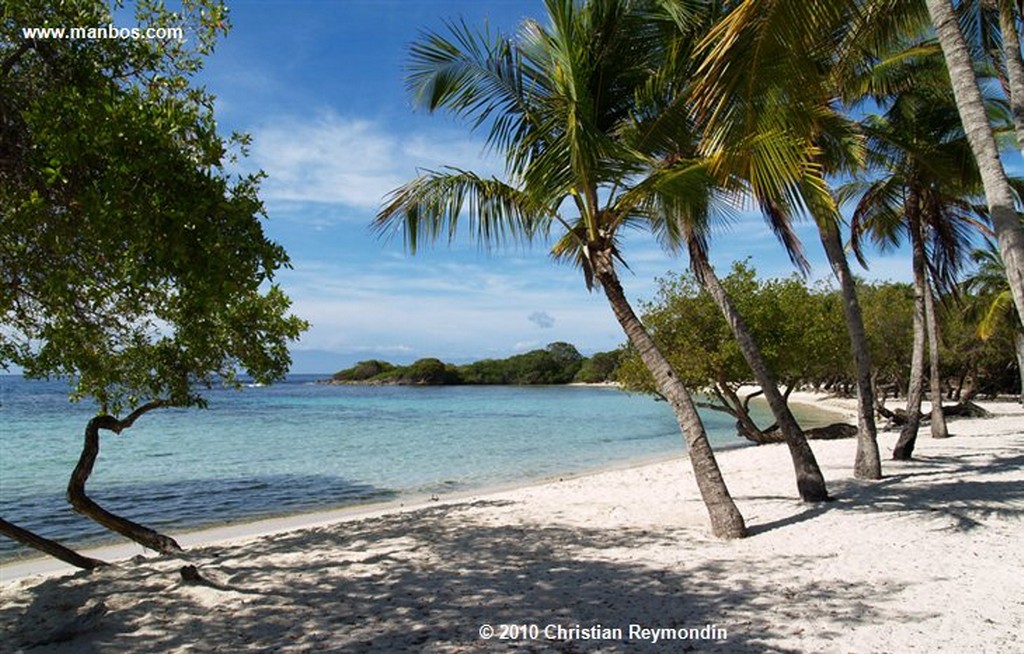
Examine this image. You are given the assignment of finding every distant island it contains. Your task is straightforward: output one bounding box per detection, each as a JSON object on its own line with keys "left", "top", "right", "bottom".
{"left": 326, "top": 342, "right": 620, "bottom": 386}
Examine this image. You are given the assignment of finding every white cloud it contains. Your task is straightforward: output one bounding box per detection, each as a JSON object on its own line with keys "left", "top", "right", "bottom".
{"left": 278, "top": 257, "right": 625, "bottom": 362}
{"left": 249, "top": 111, "right": 501, "bottom": 212}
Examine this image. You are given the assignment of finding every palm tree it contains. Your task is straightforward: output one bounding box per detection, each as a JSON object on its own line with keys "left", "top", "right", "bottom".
{"left": 646, "top": 4, "right": 830, "bottom": 501}
{"left": 955, "top": 0, "right": 1024, "bottom": 153}
{"left": 375, "top": 0, "right": 748, "bottom": 537}
{"left": 693, "top": 0, "right": 891, "bottom": 479}
{"left": 926, "top": 0, "right": 1024, "bottom": 335}
{"left": 845, "top": 53, "right": 990, "bottom": 457}
{"left": 964, "top": 238, "right": 1024, "bottom": 402}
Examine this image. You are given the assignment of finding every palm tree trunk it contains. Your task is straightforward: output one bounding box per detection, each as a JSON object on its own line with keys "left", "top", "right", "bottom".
{"left": 818, "top": 219, "right": 882, "bottom": 479}
{"left": 592, "top": 248, "right": 747, "bottom": 538}
{"left": 926, "top": 0, "right": 1024, "bottom": 333}
{"left": 67, "top": 405, "right": 183, "bottom": 554}
{"left": 692, "top": 252, "right": 829, "bottom": 502}
{"left": 893, "top": 210, "right": 927, "bottom": 460}
{"left": 998, "top": 0, "right": 1024, "bottom": 154}
{"left": 922, "top": 264, "right": 949, "bottom": 438}
{"left": 1015, "top": 330, "right": 1024, "bottom": 404}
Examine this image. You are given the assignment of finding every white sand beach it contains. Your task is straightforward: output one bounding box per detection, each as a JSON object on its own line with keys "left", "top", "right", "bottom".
{"left": 1, "top": 394, "right": 1021, "bottom": 653}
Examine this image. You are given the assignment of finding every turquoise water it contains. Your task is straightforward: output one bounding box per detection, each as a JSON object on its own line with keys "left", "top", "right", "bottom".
{"left": 0, "top": 375, "right": 816, "bottom": 559}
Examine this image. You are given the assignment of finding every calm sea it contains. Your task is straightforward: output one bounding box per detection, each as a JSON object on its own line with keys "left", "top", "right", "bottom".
{"left": 0, "top": 375, "right": 826, "bottom": 560}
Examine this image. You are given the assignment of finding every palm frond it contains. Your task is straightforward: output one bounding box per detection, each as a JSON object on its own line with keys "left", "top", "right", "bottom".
{"left": 978, "top": 290, "right": 1015, "bottom": 339}
{"left": 407, "top": 19, "right": 539, "bottom": 161}
{"left": 374, "top": 168, "right": 545, "bottom": 253}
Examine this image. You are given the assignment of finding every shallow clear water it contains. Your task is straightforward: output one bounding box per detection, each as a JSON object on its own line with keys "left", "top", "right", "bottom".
{"left": 0, "top": 375, "right": 825, "bottom": 559}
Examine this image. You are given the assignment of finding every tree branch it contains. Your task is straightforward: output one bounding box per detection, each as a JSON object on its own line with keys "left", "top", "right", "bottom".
{"left": 0, "top": 517, "right": 107, "bottom": 570}
{"left": 1, "top": 41, "right": 33, "bottom": 78}
{"left": 68, "top": 401, "right": 183, "bottom": 554}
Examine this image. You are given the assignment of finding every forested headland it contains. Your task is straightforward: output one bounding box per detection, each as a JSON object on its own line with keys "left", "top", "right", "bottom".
{"left": 329, "top": 342, "right": 621, "bottom": 386}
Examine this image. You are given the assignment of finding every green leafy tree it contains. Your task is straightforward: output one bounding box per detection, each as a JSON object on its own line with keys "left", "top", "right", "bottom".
{"left": 618, "top": 262, "right": 849, "bottom": 443}
{"left": 574, "top": 350, "right": 621, "bottom": 383}
{"left": 459, "top": 358, "right": 511, "bottom": 385}
{"left": 332, "top": 360, "right": 397, "bottom": 382}
{"left": 544, "top": 341, "right": 585, "bottom": 382}
{"left": 0, "top": 0, "right": 307, "bottom": 567}
{"left": 404, "top": 358, "right": 460, "bottom": 384}
{"left": 857, "top": 280, "right": 915, "bottom": 400}
{"left": 939, "top": 286, "right": 1019, "bottom": 401}
{"left": 376, "top": 0, "right": 747, "bottom": 537}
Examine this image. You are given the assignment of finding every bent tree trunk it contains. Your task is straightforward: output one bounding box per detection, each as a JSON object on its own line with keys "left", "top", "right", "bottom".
{"left": 592, "top": 247, "right": 746, "bottom": 538}
{"left": 922, "top": 264, "right": 949, "bottom": 438}
{"left": 0, "top": 518, "right": 106, "bottom": 570}
{"left": 68, "top": 403, "right": 183, "bottom": 554}
{"left": 819, "top": 219, "right": 882, "bottom": 479}
{"left": 711, "top": 385, "right": 778, "bottom": 444}
{"left": 894, "top": 210, "right": 927, "bottom": 460}
{"left": 927, "top": 0, "right": 1024, "bottom": 332}
{"left": 694, "top": 254, "right": 829, "bottom": 502}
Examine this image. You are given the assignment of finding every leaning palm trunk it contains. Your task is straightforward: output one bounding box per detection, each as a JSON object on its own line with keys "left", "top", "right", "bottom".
{"left": 592, "top": 247, "right": 747, "bottom": 538}
{"left": 692, "top": 253, "right": 829, "bottom": 502}
{"left": 922, "top": 265, "right": 949, "bottom": 438}
{"left": 818, "top": 220, "right": 882, "bottom": 478}
{"left": 998, "top": 0, "right": 1024, "bottom": 155}
{"left": 927, "top": 0, "right": 1024, "bottom": 332}
{"left": 893, "top": 211, "right": 928, "bottom": 459}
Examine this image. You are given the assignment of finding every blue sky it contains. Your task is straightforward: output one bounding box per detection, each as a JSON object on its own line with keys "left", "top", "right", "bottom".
{"left": 197, "top": 0, "right": 917, "bottom": 374}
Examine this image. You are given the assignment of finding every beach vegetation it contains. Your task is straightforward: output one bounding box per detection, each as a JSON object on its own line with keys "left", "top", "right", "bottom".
{"left": 332, "top": 360, "right": 398, "bottom": 382}
{"left": 681, "top": 0, "right": 1024, "bottom": 472}
{"left": 635, "top": 1, "right": 834, "bottom": 499}
{"left": 692, "top": 0, "right": 889, "bottom": 479}
{"left": 617, "top": 261, "right": 849, "bottom": 443}
{"left": 573, "top": 350, "right": 622, "bottom": 384}
{"left": 960, "top": 238, "right": 1024, "bottom": 402}
{"left": 620, "top": 261, "right": 1018, "bottom": 435}
{"left": 0, "top": 0, "right": 307, "bottom": 567}
{"left": 404, "top": 358, "right": 460, "bottom": 385}
{"left": 924, "top": 0, "right": 1024, "bottom": 340}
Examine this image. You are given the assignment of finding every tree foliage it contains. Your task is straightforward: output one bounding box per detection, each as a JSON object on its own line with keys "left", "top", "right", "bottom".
{"left": 619, "top": 261, "right": 1018, "bottom": 426}
{"left": 1, "top": 0, "right": 307, "bottom": 410}
{"left": 617, "top": 261, "right": 848, "bottom": 438}
{"left": 0, "top": 0, "right": 307, "bottom": 564}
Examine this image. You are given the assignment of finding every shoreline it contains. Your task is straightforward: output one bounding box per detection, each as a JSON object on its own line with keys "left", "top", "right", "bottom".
{"left": 0, "top": 388, "right": 847, "bottom": 580}
{"left": 1, "top": 397, "right": 1020, "bottom": 651}
{"left": 0, "top": 442, "right": 747, "bottom": 582}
